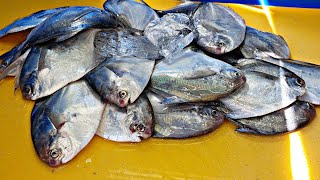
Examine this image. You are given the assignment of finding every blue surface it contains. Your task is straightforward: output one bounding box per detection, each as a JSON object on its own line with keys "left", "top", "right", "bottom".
{"left": 191, "top": 0, "right": 320, "bottom": 8}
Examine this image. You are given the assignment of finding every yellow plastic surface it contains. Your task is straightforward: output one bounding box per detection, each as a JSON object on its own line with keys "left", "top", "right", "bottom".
{"left": 0, "top": 0, "right": 319, "bottom": 179}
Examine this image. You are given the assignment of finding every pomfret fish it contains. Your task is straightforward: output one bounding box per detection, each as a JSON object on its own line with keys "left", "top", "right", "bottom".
{"left": 19, "top": 29, "right": 102, "bottom": 100}
{"left": 229, "top": 101, "right": 315, "bottom": 135}
{"left": 0, "top": 6, "right": 118, "bottom": 71}
{"left": 0, "top": 7, "right": 66, "bottom": 38}
{"left": 240, "top": 26, "right": 290, "bottom": 59}
{"left": 150, "top": 47, "right": 246, "bottom": 104}
{"left": 192, "top": 3, "right": 246, "bottom": 54}
{"left": 94, "top": 28, "right": 161, "bottom": 60}
{"left": 220, "top": 59, "right": 306, "bottom": 119}
{"left": 260, "top": 57, "right": 320, "bottom": 105}
{"left": 86, "top": 56, "right": 155, "bottom": 107}
{"left": 31, "top": 80, "right": 105, "bottom": 167}
{"left": 144, "top": 13, "right": 194, "bottom": 60}
{"left": 146, "top": 91, "right": 224, "bottom": 138}
{"left": 103, "top": 0, "right": 159, "bottom": 31}
{"left": 96, "top": 95, "right": 153, "bottom": 142}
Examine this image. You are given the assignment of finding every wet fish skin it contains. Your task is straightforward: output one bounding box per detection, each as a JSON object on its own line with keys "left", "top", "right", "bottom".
{"left": 0, "top": 7, "right": 67, "bottom": 38}
{"left": 240, "top": 26, "right": 290, "bottom": 59}
{"left": 94, "top": 28, "right": 161, "bottom": 60}
{"left": 260, "top": 57, "right": 320, "bottom": 105}
{"left": 31, "top": 81, "right": 105, "bottom": 167}
{"left": 192, "top": 3, "right": 246, "bottom": 55}
{"left": 20, "top": 29, "right": 102, "bottom": 100}
{"left": 144, "top": 13, "right": 194, "bottom": 60}
{"left": 96, "top": 95, "right": 153, "bottom": 142}
{"left": 0, "top": 6, "right": 118, "bottom": 71}
{"left": 220, "top": 58, "right": 306, "bottom": 119}
{"left": 146, "top": 91, "right": 224, "bottom": 138}
{"left": 150, "top": 48, "right": 246, "bottom": 103}
{"left": 229, "top": 101, "right": 315, "bottom": 135}
{"left": 86, "top": 56, "right": 155, "bottom": 107}
{"left": 103, "top": 0, "right": 159, "bottom": 31}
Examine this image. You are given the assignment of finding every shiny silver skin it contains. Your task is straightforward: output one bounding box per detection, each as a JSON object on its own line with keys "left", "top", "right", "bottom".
{"left": 94, "top": 28, "right": 161, "bottom": 60}
{"left": 240, "top": 26, "right": 290, "bottom": 59}
{"left": 220, "top": 59, "right": 306, "bottom": 119}
{"left": 86, "top": 56, "right": 155, "bottom": 107}
{"left": 0, "top": 6, "right": 118, "bottom": 71}
{"left": 20, "top": 29, "right": 102, "bottom": 100}
{"left": 31, "top": 81, "right": 105, "bottom": 167}
{"left": 96, "top": 95, "right": 153, "bottom": 142}
{"left": 229, "top": 101, "right": 315, "bottom": 135}
{"left": 146, "top": 91, "right": 224, "bottom": 138}
{"left": 261, "top": 57, "right": 320, "bottom": 105}
{"left": 103, "top": 0, "right": 159, "bottom": 31}
{"left": 144, "top": 13, "right": 194, "bottom": 60}
{"left": 150, "top": 47, "right": 246, "bottom": 104}
{"left": 0, "top": 7, "right": 66, "bottom": 38}
{"left": 192, "top": 3, "right": 246, "bottom": 55}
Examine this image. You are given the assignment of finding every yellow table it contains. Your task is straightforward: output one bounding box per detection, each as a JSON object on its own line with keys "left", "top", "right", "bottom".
{"left": 0, "top": 0, "right": 319, "bottom": 179}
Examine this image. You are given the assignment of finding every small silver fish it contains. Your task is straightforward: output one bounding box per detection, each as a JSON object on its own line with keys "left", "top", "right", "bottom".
{"left": 96, "top": 95, "right": 153, "bottom": 142}
{"left": 146, "top": 91, "right": 224, "bottom": 138}
{"left": 103, "top": 0, "right": 159, "bottom": 31}
{"left": 31, "top": 80, "right": 105, "bottom": 167}
{"left": 19, "top": 29, "right": 102, "bottom": 100}
{"left": 240, "top": 26, "right": 290, "bottom": 59}
{"left": 86, "top": 56, "right": 155, "bottom": 107}
{"left": 229, "top": 101, "right": 315, "bottom": 135}
{"left": 192, "top": 3, "right": 246, "bottom": 54}
{"left": 150, "top": 47, "right": 246, "bottom": 104}
{"left": 220, "top": 59, "right": 306, "bottom": 119}
{"left": 145, "top": 13, "right": 194, "bottom": 60}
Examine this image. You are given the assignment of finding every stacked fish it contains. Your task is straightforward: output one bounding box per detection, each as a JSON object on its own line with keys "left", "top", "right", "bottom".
{"left": 0, "top": 0, "right": 318, "bottom": 167}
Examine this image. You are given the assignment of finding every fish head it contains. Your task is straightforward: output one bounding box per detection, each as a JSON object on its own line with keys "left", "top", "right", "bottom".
{"left": 21, "top": 74, "right": 40, "bottom": 100}
{"left": 106, "top": 85, "right": 131, "bottom": 108}
{"left": 127, "top": 96, "right": 153, "bottom": 141}
{"left": 198, "top": 105, "right": 224, "bottom": 121}
{"left": 295, "top": 101, "right": 316, "bottom": 119}
{"left": 198, "top": 33, "right": 233, "bottom": 55}
{"left": 220, "top": 67, "right": 246, "bottom": 89}
{"left": 284, "top": 72, "right": 306, "bottom": 96}
{"left": 45, "top": 135, "right": 73, "bottom": 167}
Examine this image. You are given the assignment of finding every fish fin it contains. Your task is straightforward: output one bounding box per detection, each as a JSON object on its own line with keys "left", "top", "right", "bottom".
{"left": 183, "top": 70, "right": 217, "bottom": 80}
{"left": 251, "top": 70, "right": 278, "bottom": 80}
{"left": 235, "top": 127, "right": 261, "bottom": 135}
{"left": 162, "top": 96, "right": 187, "bottom": 104}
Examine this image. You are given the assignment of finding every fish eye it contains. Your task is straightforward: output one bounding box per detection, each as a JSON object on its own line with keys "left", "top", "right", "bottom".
{"left": 2, "top": 61, "right": 8, "bottom": 67}
{"left": 136, "top": 124, "right": 146, "bottom": 132}
{"left": 217, "top": 42, "right": 225, "bottom": 47}
{"left": 23, "top": 85, "right": 32, "bottom": 95}
{"left": 295, "top": 78, "right": 305, "bottom": 87}
{"left": 49, "top": 148, "right": 61, "bottom": 159}
{"left": 119, "top": 90, "right": 128, "bottom": 99}
{"left": 129, "top": 123, "right": 138, "bottom": 133}
{"left": 211, "top": 110, "right": 217, "bottom": 116}
{"left": 233, "top": 71, "right": 241, "bottom": 77}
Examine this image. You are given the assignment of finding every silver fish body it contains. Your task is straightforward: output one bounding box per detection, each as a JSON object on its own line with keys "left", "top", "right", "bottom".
{"left": 192, "top": 3, "right": 246, "bottom": 54}
{"left": 31, "top": 80, "right": 105, "bottom": 167}
{"left": 20, "top": 29, "right": 102, "bottom": 100}
{"left": 94, "top": 28, "right": 161, "bottom": 60}
{"left": 150, "top": 48, "right": 246, "bottom": 104}
{"left": 220, "top": 58, "right": 306, "bottom": 119}
{"left": 146, "top": 91, "right": 224, "bottom": 138}
{"left": 96, "top": 95, "right": 153, "bottom": 142}
{"left": 103, "top": 0, "right": 159, "bottom": 31}
{"left": 240, "top": 26, "right": 290, "bottom": 59}
{"left": 261, "top": 57, "right": 320, "bottom": 105}
{"left": 145, "top": 13, "right": 194, "bottom": 60}
{"left": 86, "top": 56, "right": 155, "bottom": 107}
{"left": 229, "top": 101, "right": 315, "bottom": 135}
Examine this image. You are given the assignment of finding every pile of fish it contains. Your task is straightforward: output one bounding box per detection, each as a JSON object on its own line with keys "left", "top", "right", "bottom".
{"left": 0, "top": 0, "right": 318, "bottom": 167}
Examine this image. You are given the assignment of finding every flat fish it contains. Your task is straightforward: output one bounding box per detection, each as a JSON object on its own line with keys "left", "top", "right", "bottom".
{"left": 261, "top": 57, "right": 320, "bottom": 105}
{"left": 146, "top": 91, "right": 224, "bottom": 138}
{"left": 94, "top": 28, "right": 161, "bottom": 60}
{"left": 150, "top": 47, "right": 246, "bottom": 104}
{"left": 19, "top": 29, "right": 102, "bottom": 100}
{"left": 86, "top": 56, "right": 155, "bottom": 107}
{"left": 240, "top": 26, "right": 290, "bottom": 59}
{"left": 103, "top": 0, "right": 159, "bottom": 31}
{"left": 229, "top": 101, "right": 315, "bottom": 135}
{"left": 0, "top": 6, "right": 118, "bottom": 71}
{"left": 96, "top": 95, "right": 153, "bottom": 142}
{"left": 144, "top": 13, "right": 194, "bottom": 60}
{"left": 192, "top": 3, "right": 246, "bottom": 54}
{"left": 31, "top": 80, "right": 105, "bottom": 167}
{"left": 220, "top": 58, "right": 306, "bottom": 119}
{"left": 0, "top": 7, "right": 66, "bottom": 38}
